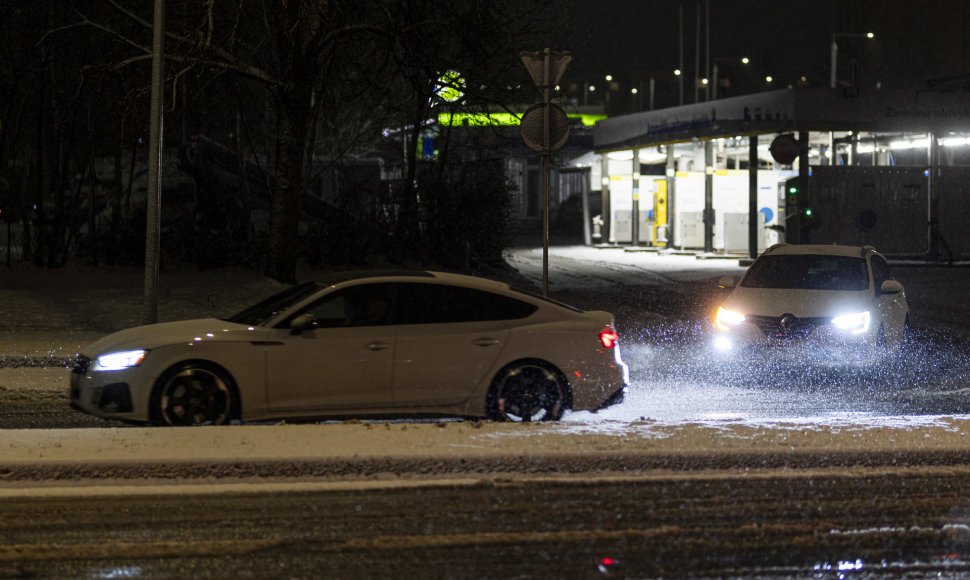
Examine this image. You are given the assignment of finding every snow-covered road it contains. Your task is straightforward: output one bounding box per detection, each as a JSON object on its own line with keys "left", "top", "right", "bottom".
{"left": 4, "top": 245, "right": 970, "bottom": 480}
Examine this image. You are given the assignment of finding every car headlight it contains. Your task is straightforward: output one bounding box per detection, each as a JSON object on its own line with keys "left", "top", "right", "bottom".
{"left": 93, "top": 349, "right": 148, "bottom": 371}
{"left": 714, "top": 307, "right": 746, "bottom": 331}
{"left": 831, "top": 311, "right": 870, "bottom": 335}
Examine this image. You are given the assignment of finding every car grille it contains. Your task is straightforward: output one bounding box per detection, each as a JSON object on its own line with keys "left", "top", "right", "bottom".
{"left": 747, "top": 314, "right": 831, "bottom": 340}
{"left": 73, "top": 355, "right": 92, "bottom": 375}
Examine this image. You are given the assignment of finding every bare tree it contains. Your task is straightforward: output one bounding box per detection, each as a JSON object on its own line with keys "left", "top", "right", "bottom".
{"left": 30, "top": 0, "right": 557, "bottom": 281}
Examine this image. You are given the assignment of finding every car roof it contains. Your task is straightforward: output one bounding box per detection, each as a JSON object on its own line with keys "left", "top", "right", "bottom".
{"left": 312, "top": 269, "right": 512, "bottom": 292}
{"left": 761, "top": 243, "right": 880, "bottom": 258}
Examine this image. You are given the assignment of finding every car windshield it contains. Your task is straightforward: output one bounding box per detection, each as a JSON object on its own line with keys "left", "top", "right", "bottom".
{"left": 741, "top": 254, "right": 870, "bottom": 291}
{"left": 223, "top": 281, "right": 321, "bottom": 325}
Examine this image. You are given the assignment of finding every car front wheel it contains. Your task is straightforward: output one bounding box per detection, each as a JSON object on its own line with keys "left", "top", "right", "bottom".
{"left": 487, "top": 361, "right": 567, "bottom": 422}
{"left": 151, "top": 362, "right": 237, "bottom": 426}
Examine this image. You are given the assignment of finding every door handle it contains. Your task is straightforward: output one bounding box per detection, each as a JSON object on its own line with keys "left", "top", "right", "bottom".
{"left": 365, "top": 342, "right": 390, "bottom": 351}
{"left": 472, "top": 337, "right": 501, "bottom": 347}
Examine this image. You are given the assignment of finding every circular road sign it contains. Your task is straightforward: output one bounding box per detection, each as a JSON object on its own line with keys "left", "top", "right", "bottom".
{"left": 520, "top": 103, "right": 570, "bottom": 152}
{"left": 769, "top": 134, "right": 799, "bottom": 165}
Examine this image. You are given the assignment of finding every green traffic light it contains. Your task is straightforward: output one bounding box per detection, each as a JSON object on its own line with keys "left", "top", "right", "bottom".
{"left": 788, "top": 186, "right": 798, "bottom": 194}
{"left": 804, "top": 208, "right": 814, "bottom": 217}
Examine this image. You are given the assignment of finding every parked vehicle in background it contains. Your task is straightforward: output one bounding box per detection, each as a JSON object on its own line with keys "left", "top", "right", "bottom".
{"left": 712, "top": 243, "right": 910, "bottom": 365}
{"left": 70, "top": 270, "right": 628, "bottom": 425}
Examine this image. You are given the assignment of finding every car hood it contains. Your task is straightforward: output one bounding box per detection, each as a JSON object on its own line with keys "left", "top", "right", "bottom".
{"left": 79, "top": 318, "right": 259, "bottom": 356}
{"left": 722, "top": 287, "right": 872, "bottom": 318}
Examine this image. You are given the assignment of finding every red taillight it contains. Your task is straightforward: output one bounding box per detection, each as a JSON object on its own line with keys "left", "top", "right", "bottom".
{"left": 599, "top": 326, "right": 619, "bottom": 348}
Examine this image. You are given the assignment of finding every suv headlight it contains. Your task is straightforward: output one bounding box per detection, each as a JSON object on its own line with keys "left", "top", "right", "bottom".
{"left": 93, "top": 349, "right": 148, "bottom": 371}
{"left": 831, "top": 311, "right": 870, "bottom": 335}
{"left": 714, "top": 307, "right": 746, "bottom": 331}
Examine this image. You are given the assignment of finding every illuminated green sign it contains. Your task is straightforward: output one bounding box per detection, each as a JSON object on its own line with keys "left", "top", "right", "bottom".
{"left": 438, "top": 112, "right": 606, "bottom": 127}
{"left": 436, "top": 71, "right": 465, "bottom": 103}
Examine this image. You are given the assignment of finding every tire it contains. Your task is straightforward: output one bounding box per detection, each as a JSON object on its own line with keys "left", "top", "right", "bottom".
{"left": 899, "top": 317, "right": 912, "bottom": 352}
{"left": 487, "top": 361, "right": 567, "bottom": 422}
{"left": 151, "top": 362, "right": 238, "bottom": 426}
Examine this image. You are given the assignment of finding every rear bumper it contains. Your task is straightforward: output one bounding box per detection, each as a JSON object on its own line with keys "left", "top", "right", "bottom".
{"left": 596, "top": 385, "right": 627, "bottom": 410}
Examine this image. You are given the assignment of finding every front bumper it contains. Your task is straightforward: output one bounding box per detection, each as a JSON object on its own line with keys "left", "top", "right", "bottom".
{"left": 712, "top": 329, "right": 880, "bottom": 365}
{"left": 70, "top": 356, "right": 152, "bottom": 421}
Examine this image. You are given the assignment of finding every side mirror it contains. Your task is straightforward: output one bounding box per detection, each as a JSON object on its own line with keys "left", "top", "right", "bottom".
{"left": 879, "top": 280, "right": 904, "bottom": 295}
{"left": 289, "top": 312, "right": 317, "bottom": 335}
{"left": 718, "top": 276, "right": 736, "bottom": 289}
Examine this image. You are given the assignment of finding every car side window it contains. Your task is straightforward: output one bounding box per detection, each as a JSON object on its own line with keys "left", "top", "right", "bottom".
{"left": 395, "top": 283, "right": 537, "bottom": 325}
{"left": 281, "top": 283, "right": 397, "bottom": 329}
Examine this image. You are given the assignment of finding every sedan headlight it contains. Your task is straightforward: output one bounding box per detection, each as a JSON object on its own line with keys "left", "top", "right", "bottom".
{"left": 714, "top": 307, "right": 746, "bottom": 331}
{"left": 831, "top": 311, "right": 870, "bottom": 335}
{"left": 93, "top": 349, "right": 148, "bottom": 371}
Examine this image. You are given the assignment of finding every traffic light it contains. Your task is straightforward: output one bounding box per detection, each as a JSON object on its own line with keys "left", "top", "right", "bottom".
{"left": 802, "top": 206, "right": 817, "bottom": 228}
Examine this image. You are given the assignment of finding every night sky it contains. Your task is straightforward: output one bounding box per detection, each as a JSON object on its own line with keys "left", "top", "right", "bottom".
{"left": 544, "top": 0, "right": 970, "bottom": 110}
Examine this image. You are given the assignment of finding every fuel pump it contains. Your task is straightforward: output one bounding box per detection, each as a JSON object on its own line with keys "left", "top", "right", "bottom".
{"left": 652, "top": 179, "right": 669, "bottom": 245}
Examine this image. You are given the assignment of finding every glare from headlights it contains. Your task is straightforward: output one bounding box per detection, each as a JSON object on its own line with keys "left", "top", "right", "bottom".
{"left": 831, "top": 311, "right": 870, "bottom": 334}
{"left": 715, "top": 307, "right": 746, "bottom": 331}
{"left": 94, "top": 349, "right": 148, "bottom": 371}
{"left": 713, "top": 335, "right": 734, "bottom": 351}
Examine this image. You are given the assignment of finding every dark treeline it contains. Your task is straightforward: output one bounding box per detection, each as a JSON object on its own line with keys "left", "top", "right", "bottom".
{"left": 0, "top": 1, "right": 561, "bottom": 282}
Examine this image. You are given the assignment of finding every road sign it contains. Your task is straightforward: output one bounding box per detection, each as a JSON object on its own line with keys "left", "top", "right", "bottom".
{"left": 519, "top": 50, "right": 572, "bottom": 88}
{"left": 770, "top": 134, "right": 799, "bottom": 164}
{"left": 519, "top": 48, "right": 572, "bottom": 298}
{"left": 519, "top": 103, "right": 570, "bottom": 152}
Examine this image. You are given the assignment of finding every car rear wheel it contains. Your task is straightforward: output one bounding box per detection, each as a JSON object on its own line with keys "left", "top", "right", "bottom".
{"left": 487, "top": 361, "right": 567, "bottom": 422}
{"left": 151, "top": 362, "right": 237, "bottom": 426}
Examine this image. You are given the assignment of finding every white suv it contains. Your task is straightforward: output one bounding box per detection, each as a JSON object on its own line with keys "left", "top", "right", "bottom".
{"left": 712, "top": 244, "right": 910, "bottom": 364}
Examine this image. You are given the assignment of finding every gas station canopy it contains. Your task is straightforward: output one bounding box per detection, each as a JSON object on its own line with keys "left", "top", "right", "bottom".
{"left": 594, "top": 87, "right": 970, "bottom": 152}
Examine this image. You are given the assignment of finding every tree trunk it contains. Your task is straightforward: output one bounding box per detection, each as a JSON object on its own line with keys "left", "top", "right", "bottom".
{"left": 264, "top": 86, "right": 313, "bottom": 284}
{"left": 395, "top": 101, "right": 427, "bottom": 256}
{"left": 109, "top": 117, "right": 124, "bottom": 265}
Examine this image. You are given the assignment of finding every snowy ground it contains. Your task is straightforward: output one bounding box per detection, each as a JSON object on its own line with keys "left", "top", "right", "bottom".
{"left": 4, "top": 246, "right": 970, "bottom": 486}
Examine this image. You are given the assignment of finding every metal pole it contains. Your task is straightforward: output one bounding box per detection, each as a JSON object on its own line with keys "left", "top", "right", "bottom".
{"left": 704, "top": 140, "right": 713, "bottom": 252}
{"left": 601, "top": 155, "right": 611, "bottom": 245}
{"left": 666, "top": 144, "right": 676, "bottom": 248}
{"left": 631, "top": 152, "right": 640, "bottom": 246}
{"left": 143, "top": 0, "right": 165, "bottom": 325}
{"left": 798, "top": 131, "right": 810, "bottom": 244}
{"left": 694, "top": 1, "right": 700, "bottom": 103}
{"left": 748, "top": 135, "right": 759, "bottom": 259}
{"left": 712, "top": 62, "right": 718, "bottom": 100}
{"left": 830, "top": 37, "right": 838, "bottom": 88}
{"left": 542, "top": 48, "right": 551, "bottom": 297}
{"left": 678, "top": 3, "right": 684, "bottom": 106}
{"left": 704, "top": 0, "right": 710, "bottom": 97}
{"left": 928, "top": 132, "right": 939, "bottom": 258}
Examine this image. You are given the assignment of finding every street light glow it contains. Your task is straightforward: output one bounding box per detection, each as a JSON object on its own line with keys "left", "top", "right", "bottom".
{"left": 830, "top": 32, "right": 876, "bottom": 88}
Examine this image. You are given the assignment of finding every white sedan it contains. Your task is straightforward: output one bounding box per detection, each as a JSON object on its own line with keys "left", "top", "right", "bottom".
{"left": 70, "top": 271, "right": 629, "bottom": 425}
{"left": 712, "top": 243, "right": 910, "bottom": 364}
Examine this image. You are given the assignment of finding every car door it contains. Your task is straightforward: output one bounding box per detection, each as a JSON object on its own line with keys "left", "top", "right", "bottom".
{"left": 391, "top": 283, "right": 537, "bottom": 408}
{"left": 265, "top": 283, "right": 398, "bottom": 413}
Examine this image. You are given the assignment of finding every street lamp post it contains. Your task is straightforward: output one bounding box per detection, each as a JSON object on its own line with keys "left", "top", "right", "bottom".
{"left": 711, "top": 56, "right": 749, "bottom": 100}
{"left": 830, "top": 32, "right": 875, "bottom": 88}
{"left": 674, "top": 69, "right": 683, "bottom": 106}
